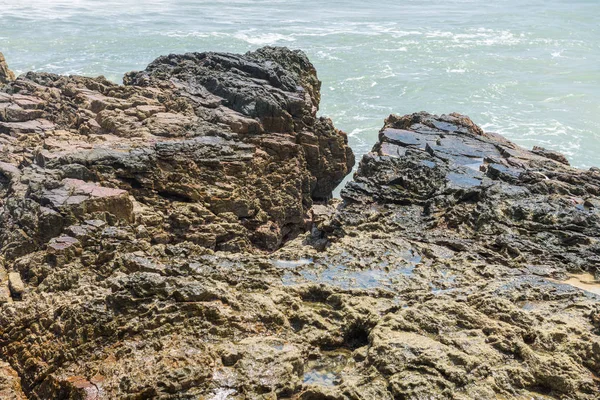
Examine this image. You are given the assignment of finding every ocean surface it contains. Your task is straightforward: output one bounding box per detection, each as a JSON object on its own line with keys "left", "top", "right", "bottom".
{"left": 1, "top": 0, "right": 599, "bottom": 179}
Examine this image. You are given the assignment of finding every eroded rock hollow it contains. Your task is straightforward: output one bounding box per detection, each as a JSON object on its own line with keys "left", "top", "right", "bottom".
{"left": 0, "top": 48, "right": 599, "bottom": 400}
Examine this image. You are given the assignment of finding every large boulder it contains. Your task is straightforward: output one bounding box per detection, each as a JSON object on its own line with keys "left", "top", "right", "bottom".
{"left": 0, "top": 47, "right": 355, "bottom": 399}
{"left": 340, "top": 111, "right": 600, "bottom": 273}
{"left": 0, "top": 47, "right": 354, "bottom": 257}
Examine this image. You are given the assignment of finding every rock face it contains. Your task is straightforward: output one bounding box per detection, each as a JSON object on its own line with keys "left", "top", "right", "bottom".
{"left": 0, "top": 47, "right": 354, "bottom": 257}
{"left": 0, "top": 361, "right": 26, "bottom": 400}
{"left": 0, "top": 49, "right": 599, "bottom": 399}
{"left": 327, "top": 112, "right": 600, "bottom": 398}
{"left": 342, "top": 112, "right": 600, "bottom": 274}
{"left": 0, "top": 52, "right": 15, "bottom": 85}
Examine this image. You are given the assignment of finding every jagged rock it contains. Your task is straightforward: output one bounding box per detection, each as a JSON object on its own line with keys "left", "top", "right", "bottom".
{"left": 0, "top": 52, "right": 15, "bottom": 86}
{"left": 341, "top": 112, "right": 600, "bottom": 273}
{"left": 0, "top": 361, "right": 26, "bottom": 400}
{"left": 0, "top": 49, "right": 599, "bottom": 400}
{"left": 0, "top": 47, "right": 353, "bottom": 257}
{"left": 0, "top": 267, "right": 10, "bottom": 304}
{"left": 532, "top": 145, "right": 571, "bottom": 165}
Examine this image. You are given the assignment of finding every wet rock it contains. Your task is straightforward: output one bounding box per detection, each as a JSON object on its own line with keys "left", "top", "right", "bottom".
{"left": 341, "top": 112, "right": 600, "bottom": 274}
{"left": 532, "top": 145, "right": 570, "bottom": 165}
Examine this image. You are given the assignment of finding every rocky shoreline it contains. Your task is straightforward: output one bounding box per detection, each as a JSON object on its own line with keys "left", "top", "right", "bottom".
{"left": 0, "top": 48, "right": 599, "bottom": 399}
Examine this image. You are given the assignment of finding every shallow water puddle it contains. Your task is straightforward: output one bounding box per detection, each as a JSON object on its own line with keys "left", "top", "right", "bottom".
{"left": 464, "top": 157, "right": 484, "bottom": 171}
{"left": 555, "top": 273, "right": 600, "bottom": 296}
{"left": 517, "top": 301, "right": 542, "bottom": 311}
{"left": 305, "top": 264, "right": 415, "bottom": 290}
{"left": 303, "top": 350, "right": 351, "bottom": 387}
{"left": 272, "top": 258, "right": 313, "bottom": 269}
{"left": 278, "top": 251, "right": 420, "bottom": 290}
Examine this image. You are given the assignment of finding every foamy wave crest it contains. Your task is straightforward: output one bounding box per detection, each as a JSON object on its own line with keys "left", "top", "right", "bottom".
{"left": 425, "top": 28, "right": 523, "bottom": 47}
{"left": 160, "top": 31, "right": 224, "bottom": 38}
{"left": 233, "top": 32, "right": 296, "bottom": 45}
{"left": 315, "top": 51, "right": 341, "bottom": 61}
{"left": 348, "top": 127, "right": 372, "bottom": 137}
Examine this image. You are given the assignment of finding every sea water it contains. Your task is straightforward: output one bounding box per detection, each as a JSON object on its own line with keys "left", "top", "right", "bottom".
{"left": 1, "top": 0, "right": 599, "bottom": 176}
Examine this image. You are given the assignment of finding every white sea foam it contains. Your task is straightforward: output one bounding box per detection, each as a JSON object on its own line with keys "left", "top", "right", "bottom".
{"left": 315, "top": 51, "right": 341, "bottom": 61}
{"left": 374, "top": 47, "right": 408, "bottom": 52}
{"left": 542, "top": 93, "right": 582, "bottom": 103}
{"left": 160, "top": 31, "right": 215, "bottom": 38}
{"left": 348, "top": 128, "right": 372, "bottom": 137}
{"left": 446, "top": 68, "right": 466, "bottom": 74}
{"left": 233, "top": 32, "right": 295, "bottom": 45}
{"left": 344, "top": 76, "right": 366, "bottom": 82}
{"left": 426, "top": 31, "right": 454, "bottom": 38}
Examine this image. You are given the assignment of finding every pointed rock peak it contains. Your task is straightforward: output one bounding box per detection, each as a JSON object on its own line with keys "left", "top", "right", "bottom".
{"left": 0, "top": 52, "right": 16, "bottom": 85}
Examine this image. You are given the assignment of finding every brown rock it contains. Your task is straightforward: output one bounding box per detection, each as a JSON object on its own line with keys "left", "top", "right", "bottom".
{"left": 7, "top": 272, "right": 24, "bottom": 296}
{"left": 0, "top": 361, "right": 26, "bottom": 400}
{"left": 1, "top": 50, "right": 598, "bottom": 400}
{"left": 0, "top": 52, "right": 15, "bottom": 85}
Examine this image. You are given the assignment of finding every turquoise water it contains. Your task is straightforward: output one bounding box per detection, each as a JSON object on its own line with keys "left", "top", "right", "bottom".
{"left": 1, "top": 0, "right": 599, "bottom": 171}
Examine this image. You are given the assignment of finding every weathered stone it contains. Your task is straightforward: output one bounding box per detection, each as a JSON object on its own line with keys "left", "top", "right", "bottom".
{"left": 42, "top": 179, "right": 134, "bottom": 222}
{"left": 0, "top": 52, "right": 15, "bottom": 85}
{"left": 0, "top": 285, "right": 10, "bottom": 303}
{"left": 532, "top": 145, "right": 571, "bottom": 165}
{"left": 0, "top": 51, "right": 599, "bottom": 400}
{"left": 0, "top": 361, "right": 26, "bottom": 400}
{"left": 7, "top": 272, "right": 24, "bottom": 296}
{"left": 0, "top": 47, "right": 353, "bottom": 256}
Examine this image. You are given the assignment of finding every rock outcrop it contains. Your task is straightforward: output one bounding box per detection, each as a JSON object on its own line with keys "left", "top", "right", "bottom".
{"left": 0, "top": 52, "right": 15, "bottom": 86}
{"left": 324, "top": 112, "right": 600, "bottom": 399}
{"left": 0, "top": 49, "right": 599, "bottom": 400}
{"left": 341, "top": 111, "right": 600, "bottom": 274}
{"left": 0, "top": 47, "right": 354, "bottom": 257}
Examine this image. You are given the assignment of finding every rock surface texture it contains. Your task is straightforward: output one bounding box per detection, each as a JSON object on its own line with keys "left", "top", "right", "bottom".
{"left": 0, "top": 47, "right": 353, "bottom": 256}
{"left": 0, "top": 49, "right": 599, "bottom": 399}
{"left": 0, "top": 52, "right": 16, "bottom": 86}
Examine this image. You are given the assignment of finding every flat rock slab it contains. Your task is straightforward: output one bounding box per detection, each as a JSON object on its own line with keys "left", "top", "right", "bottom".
{"left": 41, "top": 179, "right": 134, "bottom": 222}
{"left": 8, "top": 272, "right": 24, "bottom": 296}
{"left": 0, "top": 119, "right": 55, "bottom": 135}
